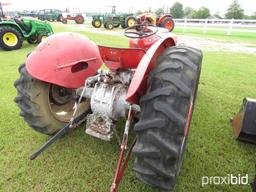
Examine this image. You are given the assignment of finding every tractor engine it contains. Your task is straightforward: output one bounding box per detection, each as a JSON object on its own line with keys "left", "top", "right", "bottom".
{"left": 79, "top": 70, "right": 134, "bottom": 141}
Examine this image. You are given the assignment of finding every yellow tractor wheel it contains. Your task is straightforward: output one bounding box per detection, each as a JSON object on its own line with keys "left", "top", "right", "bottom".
{"left": 0, "top": 26, "right": 23, "bottom": 51}
{"left": 92, "top": 19, "right": 102, "bottom": 28}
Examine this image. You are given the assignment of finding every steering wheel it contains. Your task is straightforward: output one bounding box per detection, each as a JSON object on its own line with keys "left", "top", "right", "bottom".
{"left": 124, "top": 24, "right": 158, "bottom": 39}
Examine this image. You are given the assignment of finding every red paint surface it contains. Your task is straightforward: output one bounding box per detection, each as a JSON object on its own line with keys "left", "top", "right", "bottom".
{"left": 26, "top": 32, "right": 103, "bottom": 89}
{"left": 126, "top": 35, "right": 176, "bottom": 104}
{"left": 98, "top": 46, "right": 146, "bottom": 70}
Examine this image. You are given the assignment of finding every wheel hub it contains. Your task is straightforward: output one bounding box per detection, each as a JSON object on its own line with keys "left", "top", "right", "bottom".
{"left": 50, "top": 85, "right": 73, "bottom": 105}
{"left": 165, "top": 21, "right": 173, "bottom": 31}
{"left": 48, "top": 84, "right": 89, "bottom": 122}
{"left": 128, "top": 19, "right": 136, "bottom": 27}
{"left": 95, "top": 21, "right": 100, "bottom": 27}
{"left": 3, "top": 32, "right": 18, "bottom": 46}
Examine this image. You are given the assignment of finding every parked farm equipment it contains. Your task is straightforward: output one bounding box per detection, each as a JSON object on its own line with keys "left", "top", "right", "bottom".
{"left": 92, "top": 13, "right": 133, "bottom": 29}
{"left": 92, "top": 6, "right": 133, "bottom": 30}
{"left": 18, "top": 10, "right": 39, "bottom": 18}
{"left": 126, "top": 13, "right": 175, "bottom": 32}
{"left": 61, "top": 8, "right": 85, "bottom": 24}
{"left": 37, "top": 9, "right": 63, "bottom": 22}
{"left": 231, "top": 98, "right": 256, "bottom": 144}
{"left": 0, "top": 17, "right": 53, "bottom": 50}
{"left": 14, "top": 24, "right": 202, "bottom": 191}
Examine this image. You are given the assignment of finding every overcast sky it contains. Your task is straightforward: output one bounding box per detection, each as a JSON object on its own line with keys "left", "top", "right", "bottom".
{"left": 2, "top": 0, "right": 256, "bottom": 16}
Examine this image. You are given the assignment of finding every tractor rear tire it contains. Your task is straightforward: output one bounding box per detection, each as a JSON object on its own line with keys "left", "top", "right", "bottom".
{"left": 133, "top": 46, "right": 202, "bottom": 191}
{"left": 125, "top": 16, "right": 137, "bottom": 28}
{"left": 92, "top": 19, "right": 102, "bottom": 28}
{"left": 57, "top": 15, "right": 63, "bottom": 22}
{"left": 75, "top": 15, "right": 84, "bottom": 24}
{"left": 0, "top": 26, "right": 23, "bottom": 51}
{"left": 161, "top": 17, "right": 175, "bottom": 32}
{"left": 27, "top": 36, "right": 38, "bottom": 44}
{"left": 14, "top": 64, "right": 90, "bottom": 135}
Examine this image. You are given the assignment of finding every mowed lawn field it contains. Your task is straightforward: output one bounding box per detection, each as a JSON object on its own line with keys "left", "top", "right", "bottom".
{"left": 1, "top": 23, "right": 256, "bottom": 192}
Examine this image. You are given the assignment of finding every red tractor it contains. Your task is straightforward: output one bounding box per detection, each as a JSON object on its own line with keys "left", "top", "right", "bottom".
{"left": 14, "top": 24, "right": 202, "bottom": 191}
{"left": 61, "top": 8, "right": 85, "bottom": 24}
{"left": 126, "top": 13, "right": 175, "bottom": 32}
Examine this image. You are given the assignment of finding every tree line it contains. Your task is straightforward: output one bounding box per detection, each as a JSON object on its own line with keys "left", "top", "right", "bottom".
{"left": 138, "top": 0, "right": 256, "bottom": 19}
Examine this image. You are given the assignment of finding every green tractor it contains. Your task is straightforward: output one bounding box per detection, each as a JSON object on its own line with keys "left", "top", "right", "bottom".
{"left": 92, "top": 13, "right": 133, "bottom": 30}
{"left": 0, "top": 17, "right": 53, "bottom": 51}
{"left": 37, "top": 9, "right": 63, "bottom": 22}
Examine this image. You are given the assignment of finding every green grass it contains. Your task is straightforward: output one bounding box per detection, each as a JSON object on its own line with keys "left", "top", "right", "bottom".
{"left": 1, "top": 24, "right": 256, "bottom": 192}
{"left": 173, "top": 27, "right": 256, "bottom": 44}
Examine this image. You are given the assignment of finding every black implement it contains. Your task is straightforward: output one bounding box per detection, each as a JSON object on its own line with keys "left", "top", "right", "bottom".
{"left": 30, "top": 110, "right": 89, "bottom": 160}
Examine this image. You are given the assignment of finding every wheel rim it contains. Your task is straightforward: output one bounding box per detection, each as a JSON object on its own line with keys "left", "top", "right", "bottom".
{"left": 128, "top": 19, "right": 136, "bottom": 27}
{"left": 76, "top": 16, "right": 83, "bottom": 23}
{"left": 48, "top": 84, "right": 90, "bottom": 122}
{"left": 164, "top": 20, "right": 174, "bottom": 31}
{"left": 3, "top": 32, "right": 18, "bottom": 46}
{"left": 95, "top": 20, "right": 101, "bottom": 27}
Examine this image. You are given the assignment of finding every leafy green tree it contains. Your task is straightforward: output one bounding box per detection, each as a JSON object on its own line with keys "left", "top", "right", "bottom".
{"left": 225, "top": 0, "right": 244, "bottom": 19}
{"left": 155, "top": 7, "right": 164, "bottom": 16}
{"left": 170, "top": 2, "right": 184, "bottom": 18}
{"left": 192, "top": 7, "right": 210, "bottom": 19}
{"left": 184, "top": 7, "right": 194, "bottom": 18}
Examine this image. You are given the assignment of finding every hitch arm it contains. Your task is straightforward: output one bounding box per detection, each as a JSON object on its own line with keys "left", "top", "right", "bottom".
{"left": 29, "top": 110, "right": 89, "bottom": 160}
{"left": 110, "top": 106, "right": 137, "bottom": 192}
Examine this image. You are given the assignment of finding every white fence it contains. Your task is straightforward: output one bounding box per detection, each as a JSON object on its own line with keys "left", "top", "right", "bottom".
{"left": 173, "top": 18, "right": 256, "bottom": 35}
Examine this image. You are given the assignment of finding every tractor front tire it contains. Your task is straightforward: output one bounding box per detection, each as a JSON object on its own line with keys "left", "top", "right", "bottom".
{"left": 92, "top": 19, "right": 102, "bottom": 28}
{"left": 57, "top": 15, "right": 63, "bottom": 22}
{"left": 105, "top": 23, "right": 114, "bottom": 30}
{"left": 62, "top": 18, "right": 68, "bottom": 24}
{"left": 14, "top": 64, "right": 90, "bottom": 135}
{"left": 133, "top": 46, "right": 202, "bottom": 191}
{"left": 0, "top": 26, "right": 23, "bottom": 51}
{"left": 37, "top": 34, "right": 48, "bottom": 44}
{"left": 27, "top": 36, "right": 38, "bottom": 44}
{"left": 75, "top": 15, "right": 84, "bottom": 24}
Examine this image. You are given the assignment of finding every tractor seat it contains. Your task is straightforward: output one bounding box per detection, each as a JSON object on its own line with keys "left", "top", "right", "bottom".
{"left": 98, "top": 46, "right": 146, "bottom": 70}
{"left": 14, "top": 18, "right": 31, "bottom": 33}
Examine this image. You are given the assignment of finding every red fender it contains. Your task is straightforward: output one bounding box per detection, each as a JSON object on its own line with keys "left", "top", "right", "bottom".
{"left": 126, "top": 34, "right": 176, "bottom": 104}
{"left": 26, "top": 32, "right": 103, "bottom": 89}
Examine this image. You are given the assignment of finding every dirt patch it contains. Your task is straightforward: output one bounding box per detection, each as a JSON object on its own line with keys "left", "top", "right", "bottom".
{"left": 177, "top": 36, "right": 256, "bottom": 54}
